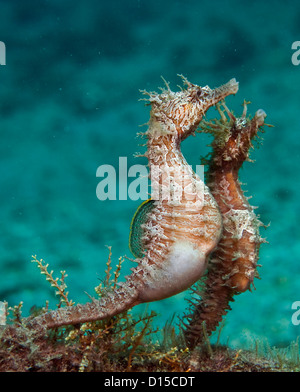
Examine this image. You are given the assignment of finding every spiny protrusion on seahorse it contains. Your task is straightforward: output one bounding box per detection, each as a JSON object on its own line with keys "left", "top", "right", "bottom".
{"left": 25, "top": 76, "right": 239, "bottom": 332}
{"left": 183, "top": 101, "right": 268, "bottom": 349}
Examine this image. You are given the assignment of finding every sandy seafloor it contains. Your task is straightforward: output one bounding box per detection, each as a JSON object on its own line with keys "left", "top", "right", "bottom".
{"left": 0, "top": 0, "right": 300, "bottom": 351}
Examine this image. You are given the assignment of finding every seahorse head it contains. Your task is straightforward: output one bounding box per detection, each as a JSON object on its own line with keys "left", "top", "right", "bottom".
{"left": 143, "top": 75, "right": 239, "bottom": 140}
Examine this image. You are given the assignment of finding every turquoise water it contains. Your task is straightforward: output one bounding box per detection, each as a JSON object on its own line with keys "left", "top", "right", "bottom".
{"left": 1, "top": 0, "right": 300, "bottom": 350}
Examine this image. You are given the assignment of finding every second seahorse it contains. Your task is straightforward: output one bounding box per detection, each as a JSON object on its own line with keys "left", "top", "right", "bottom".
{"left": 183, "top": 101, "right": 268, "bottom": 348}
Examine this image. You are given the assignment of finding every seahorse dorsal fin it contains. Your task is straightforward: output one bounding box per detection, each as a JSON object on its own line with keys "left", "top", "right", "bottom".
{"left": 129, "top": 199, "right": 155, "bottom": 258}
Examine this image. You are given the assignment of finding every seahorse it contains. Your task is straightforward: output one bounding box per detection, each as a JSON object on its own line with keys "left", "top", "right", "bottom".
{"left": 183, "top": 101, "right": 267, "bottom": 348}
{"left": 26, "top": 76, "right": 238, "bottom": 331}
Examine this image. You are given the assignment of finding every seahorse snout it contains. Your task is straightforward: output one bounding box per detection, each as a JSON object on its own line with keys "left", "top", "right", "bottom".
{"left": 209, "top": 78, "right": 239, "bottom": 105}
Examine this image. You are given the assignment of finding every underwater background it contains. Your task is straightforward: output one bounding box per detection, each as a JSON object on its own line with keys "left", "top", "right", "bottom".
{"left": 0, "top": 0, "right": 300, "bottom": 350}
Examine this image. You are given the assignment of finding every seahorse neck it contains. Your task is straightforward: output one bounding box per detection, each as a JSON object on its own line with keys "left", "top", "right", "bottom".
{"left": 207, "top": 168, "right": 244, "bottom": 212}
{"left": 146, "top": 132, "right": 184, "bottom": 168}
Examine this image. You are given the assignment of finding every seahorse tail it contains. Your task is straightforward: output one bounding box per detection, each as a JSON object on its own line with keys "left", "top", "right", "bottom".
{"left": 25, "top": 279, "right": 141, "bottom": 332}
{"left": 183, "top": 252, "right": 235, "bottom": 348}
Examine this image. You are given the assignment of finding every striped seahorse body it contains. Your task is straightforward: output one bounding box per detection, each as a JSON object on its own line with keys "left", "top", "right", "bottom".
{"left": 183, "top": 102, "right": 267, "bottom": 348}
{"left": 26, "top": 77, "right": 239, "bottom": 331}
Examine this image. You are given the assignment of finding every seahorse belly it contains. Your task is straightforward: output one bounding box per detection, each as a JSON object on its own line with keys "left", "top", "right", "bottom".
{"left": 138, "top": 240, "right": 206, "bottom": 302}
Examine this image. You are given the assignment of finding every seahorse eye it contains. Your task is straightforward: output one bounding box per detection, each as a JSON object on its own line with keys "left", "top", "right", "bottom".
{"left": 196, "top": 89, "right": 202, "bottom": 97}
